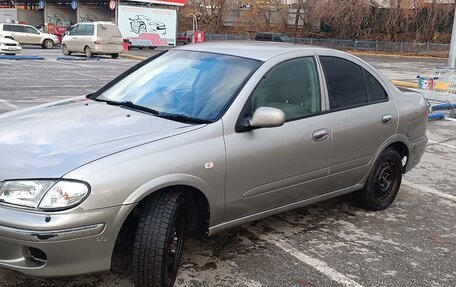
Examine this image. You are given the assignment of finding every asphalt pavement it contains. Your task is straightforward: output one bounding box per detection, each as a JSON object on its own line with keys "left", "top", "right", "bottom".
{"left": 0, "top": 46, "right": 455, "bottom": 287}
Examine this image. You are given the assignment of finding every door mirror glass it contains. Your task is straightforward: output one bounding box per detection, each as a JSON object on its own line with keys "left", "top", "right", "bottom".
{"left": 249, "top": 107, "right": 285, "bottom": 128}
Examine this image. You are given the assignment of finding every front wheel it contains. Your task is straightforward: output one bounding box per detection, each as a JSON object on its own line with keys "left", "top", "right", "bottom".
{"left": 132, "top": 191, "right": 185, "bottom": 287}
{"left": 85, "top": 46, "right": 93, "bottom": 58}
{"left": 354, "top": 147, "right": 403, "bottom": 211}
{"left": 42, "top": 39, "right": 54, "bottom": 49}
{"left": 62, "top": 44, "right": 71, "bottom": 56}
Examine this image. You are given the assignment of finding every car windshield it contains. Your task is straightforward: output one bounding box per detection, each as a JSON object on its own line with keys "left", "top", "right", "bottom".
{"left": 96, "top": 50, "right": 259, "bottom": 122}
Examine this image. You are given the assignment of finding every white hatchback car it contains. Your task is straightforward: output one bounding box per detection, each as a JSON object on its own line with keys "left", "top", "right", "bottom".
{"left": 0, "top": 37, "right": 21, "bottom": 55}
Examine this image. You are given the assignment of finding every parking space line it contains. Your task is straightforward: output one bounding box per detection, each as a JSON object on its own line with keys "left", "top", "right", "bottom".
{"left": 262, "top": 234, "right": 364, "bottom": 287}
{"left": 0, "top": 98, "right": 18, "bottom": 109}
{"left": 403, "top": 181, "right": 456, "bottom": 202}
{"left": 428, "top": 140, "right": 456, "bottom": 149}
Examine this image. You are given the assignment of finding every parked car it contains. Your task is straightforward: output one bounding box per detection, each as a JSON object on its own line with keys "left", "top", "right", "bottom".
{"left": 0, "top": 23, "right": 58, "bottom": 48}
{"left": 62, "top": 21, "right": 123, "bottom": 58}
{"left": 177, "top": 31, "right": 192, "bottom": 45}
{"left": 129, "top": 15, "right": 166, "bottom": 35}
{"left": 0, "top": 42, "right": 428, "bottom": 287}
{"left": 255, "top": 32, "right": 291, "bottom": 42}
{"left": 0, "top": 36, "right": 21, "bottom": 55}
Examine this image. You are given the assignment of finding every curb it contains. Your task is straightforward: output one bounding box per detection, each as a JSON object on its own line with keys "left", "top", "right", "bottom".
{"left": 120, "top": 53, "right": 147, "bottom": 61}
{"left": 391, "top": 80, "right": 418, "bottom": 88}
{"left": 350, "top": 51, "right": 446, "bottom": 60}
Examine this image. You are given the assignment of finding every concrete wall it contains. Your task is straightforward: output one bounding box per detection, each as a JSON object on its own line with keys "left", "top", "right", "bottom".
{"left": 45, "top": 4, "right": 76, "bottom": 27}
{"left": 78, "top": 4, "right": 114, "bottom": 23}
{"left": 0, "top": 8, "right": 18, "bottom": 23}
{"left": 18, "top": 9, "right": 44, "bottom": 26}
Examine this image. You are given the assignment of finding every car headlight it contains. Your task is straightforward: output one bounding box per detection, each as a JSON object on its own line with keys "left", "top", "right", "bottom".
{"left": 0, "top": 180, "right": 90, "bottom": 211}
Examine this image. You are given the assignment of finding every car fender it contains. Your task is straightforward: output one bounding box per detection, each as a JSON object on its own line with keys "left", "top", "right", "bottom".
{"left": 358, "top": 133, "right": 412, "bottom": 185}
{"left": 123, "top": 173, "right": 213, "bottom": 206}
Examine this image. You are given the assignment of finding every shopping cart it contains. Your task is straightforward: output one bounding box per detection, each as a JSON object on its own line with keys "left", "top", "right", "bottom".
{"left": 417, "top": 67, "right": 456, "bottom": 120}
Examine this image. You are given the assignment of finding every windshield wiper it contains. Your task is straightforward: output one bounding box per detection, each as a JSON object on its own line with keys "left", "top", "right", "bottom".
{"left": 158, "top": 113, "right": 213, "bottom": 124}
{"left": 93, "top": 98, "right": 159, "bottom": 115}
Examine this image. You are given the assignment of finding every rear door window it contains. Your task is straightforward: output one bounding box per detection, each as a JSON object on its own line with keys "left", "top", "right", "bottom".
{"left": 11, "top": 25, "right": 25, "bottom": 33}
{"left": 363, "top": 69, "right": 388, "bottom": 102}
{"left": 320, "top": 56, "right": 368, "bottom": 109}
{"left": 85, "top": 24, "right": 94, "bottom": 36}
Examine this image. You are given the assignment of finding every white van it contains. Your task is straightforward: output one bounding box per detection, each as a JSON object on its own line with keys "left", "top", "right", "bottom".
{"left": 62, "top": 22, "right": 123, "bottom": 58}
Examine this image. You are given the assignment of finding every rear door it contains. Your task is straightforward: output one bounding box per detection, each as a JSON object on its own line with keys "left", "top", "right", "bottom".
{"left": 316, "top": 52, "right": 398, "bottom": 192}
{"left": 74, "top": 24, "right": 91, "bottom": 52}
{"left": 10, "top": 25, "right": 26, "bottom": 43}
{"left": 96, "top": 23, "right": 123, "bottom": 49}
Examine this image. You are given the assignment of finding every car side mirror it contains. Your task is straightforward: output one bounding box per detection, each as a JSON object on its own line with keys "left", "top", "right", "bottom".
{"left": 247, "top": 107, "right": 285, "bottom": 129}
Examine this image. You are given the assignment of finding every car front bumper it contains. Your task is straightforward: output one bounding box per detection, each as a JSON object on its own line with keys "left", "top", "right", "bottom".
{"left": 0, "top": 45, "right": 21, "bottom": 54}
{"left": 0, "top": 204, "right": 134, "bottom": 277}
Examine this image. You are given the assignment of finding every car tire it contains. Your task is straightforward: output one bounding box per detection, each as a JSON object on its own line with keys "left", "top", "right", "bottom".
{"left": 111, "top": 53, "right": 119, "bottom": 59}
{"left": 132, "top": 191, "right": 185, "bottom": 287}
{"left": 85, "top": 46, "right": 93, "bottom": 58}
{"left": 354, "top": 147, "right": 402, "bottom": 211}
{"left": 62, "top": 44, "right": 71, "bottom": 56}
{"left": 42, "top": 39, "right": 54, "bottom": 49}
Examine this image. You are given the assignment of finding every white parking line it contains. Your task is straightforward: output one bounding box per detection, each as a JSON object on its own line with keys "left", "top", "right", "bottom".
{"left": 403, "top": 180, "right": 456, "bottom": 202}
{"left": 0, "top": 98, "right": 18, "bottom": 109}
{"left": 263, "top": 234, "right": 364, "bottom": 287}
{"left": 446, "top": 118, "right": 456, "bottom": 122}
{"left": 428, "top": 140, "right": 456, "bottom": 149}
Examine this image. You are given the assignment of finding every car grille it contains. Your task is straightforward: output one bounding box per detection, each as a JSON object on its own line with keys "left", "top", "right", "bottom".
{"left": 4, "top": 43, "right": 16, "bottom": 47}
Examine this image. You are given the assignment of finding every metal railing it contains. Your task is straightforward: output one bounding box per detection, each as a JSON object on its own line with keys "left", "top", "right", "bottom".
{"left": 205, "top": 34, "right": 450, "bottom": 54}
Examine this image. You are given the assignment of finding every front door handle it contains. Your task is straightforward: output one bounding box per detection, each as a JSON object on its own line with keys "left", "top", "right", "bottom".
{"left": 382, "top": 115, "right": 393, "bottom": 125}
{"left": 312, "top": 129, "right": 329, "bottom": 142}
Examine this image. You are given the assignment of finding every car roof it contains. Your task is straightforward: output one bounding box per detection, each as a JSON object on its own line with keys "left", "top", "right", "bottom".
{"left": 176, "top": 41, "right": 324, "bottom": 61}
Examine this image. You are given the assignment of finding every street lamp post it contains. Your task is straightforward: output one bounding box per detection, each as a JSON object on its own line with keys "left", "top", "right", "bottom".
{"left": 448, "top": 6, "right": 456, "bottom": 68}
{"left": 187, "top": 13, "right": 198, "bottom": 32}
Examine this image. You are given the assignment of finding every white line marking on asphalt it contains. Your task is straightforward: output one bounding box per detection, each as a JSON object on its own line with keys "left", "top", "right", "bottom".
{"left": 446, "top": 118, "right": 456, "bottom": 122}
{"left": 403, "top": 181, "right": 456, "bottom": 202}
{"left": 428, "top": 140, "right": 456, "bottom": 149}
{"left": 0, "top": 98, "right": 18, "bottom": 108}
{"left": 265, "top": 235, "right": 364, "bottom": 287}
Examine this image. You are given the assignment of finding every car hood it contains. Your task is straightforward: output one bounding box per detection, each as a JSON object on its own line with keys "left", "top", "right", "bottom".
{"left": 0, "top": 98, "right": 202, "bottom": 179}
{"left": 0, "top": 37, "right": 18, "bottom": 45}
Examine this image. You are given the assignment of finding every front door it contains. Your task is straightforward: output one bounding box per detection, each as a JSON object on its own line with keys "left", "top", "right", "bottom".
{"left": 23, "top": 26, "right": 42, "bottom": 44}
{"left": 223, "top": 56, "right": 331, "bottom": 221}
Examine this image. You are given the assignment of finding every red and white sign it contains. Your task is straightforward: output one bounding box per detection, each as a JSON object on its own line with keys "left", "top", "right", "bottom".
{"left": 109, "top": 0, "right": 116, "bottom": 10}
{"left": 129, "top": 0, "right": 186, "bottom": 6}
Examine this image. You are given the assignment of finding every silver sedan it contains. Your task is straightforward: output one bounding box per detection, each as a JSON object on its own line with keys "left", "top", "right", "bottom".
{"left": 0, "top": 42, "right": 427, "bottom": 287}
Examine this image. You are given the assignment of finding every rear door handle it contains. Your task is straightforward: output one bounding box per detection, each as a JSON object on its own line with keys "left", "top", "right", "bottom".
{"left": 382, "top": 115, "right": 393, "bottom": 125}
{"left": 312, "top": 129, "right": 329, "bottom": 142}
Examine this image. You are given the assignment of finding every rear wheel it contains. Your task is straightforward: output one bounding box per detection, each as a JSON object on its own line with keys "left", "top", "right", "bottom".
{"left": 62, "top": 44, "right": 71, "bottom": 56}
{"left": 85, "top": 46, "right": 93, "bottom": 58}
{"left": 132, "top": 191, "right": 185, "bottom": 287}
{"left": 111, "top": 53, "right": 119, "bottom": 59}
{"left": 42, "top": 39, "right": 54, "bottom": 49}
{"left": 354, "top": 147, "right": 402, "bottom": 211}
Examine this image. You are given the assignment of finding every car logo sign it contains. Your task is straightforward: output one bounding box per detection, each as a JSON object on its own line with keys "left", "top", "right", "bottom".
{"left": 109, "top": 0, "right": 116, "bottom": 11}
